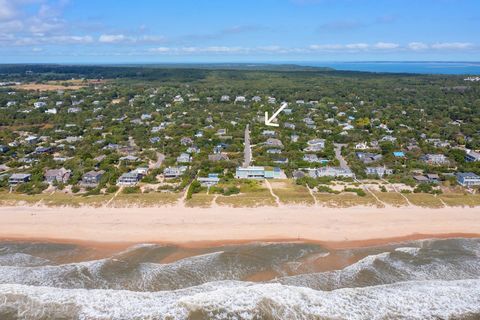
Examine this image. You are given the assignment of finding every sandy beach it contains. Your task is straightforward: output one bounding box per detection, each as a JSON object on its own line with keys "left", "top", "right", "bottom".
{"left": 0, "top": 204, "right": 478, "bottom": 246}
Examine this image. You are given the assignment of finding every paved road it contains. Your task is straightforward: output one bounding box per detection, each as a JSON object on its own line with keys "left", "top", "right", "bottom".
{"left": 243, "top": 124, "right": 252, "bottom": 168}
{"left": 334, "top": 143, "right": 349, "bottom": 169}
{"left": 149, "top": 152, "right": 165, "bottom": 169}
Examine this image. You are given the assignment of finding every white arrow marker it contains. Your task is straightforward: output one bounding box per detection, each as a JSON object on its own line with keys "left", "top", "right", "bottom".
{"left": 265, "top": 102, "right": 288, "bottom": 127}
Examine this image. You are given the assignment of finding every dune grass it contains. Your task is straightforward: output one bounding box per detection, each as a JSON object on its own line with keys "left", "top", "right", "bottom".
{"left": 270, "top": 180, "right": 314, "bottom": 205}
{"left": 374, "top": 192, "right": 410, "bottom": 207}
{"left": 438, "top": 193, "right": 480, "bottom": 207}
{"left": 216, "top": 180, "right": 276, "bottom": 208}
{"left": 0, "top": 192, "right": 108, "bottom": 207}
{"left": 186, "top": 192, "right": 215, "bottom": 208}
{"left": 111, "top": 192, "right": 180, "bottom": 207}
{"left": 314, "top": 192, "right": 381, "bottom": 208}
{"left": 403, "top": 193, "right": 444, "bottom": 208}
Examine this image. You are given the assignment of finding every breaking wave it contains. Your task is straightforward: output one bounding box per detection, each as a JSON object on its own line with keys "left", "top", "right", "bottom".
{"left": 0, "top": 280, "right": 479, "bottom": 319}
{"left": 0, "top": 238, "right": 479, "bottom": 319}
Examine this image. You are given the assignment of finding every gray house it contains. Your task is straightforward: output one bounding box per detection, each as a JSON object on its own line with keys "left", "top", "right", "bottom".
{"left": 9, "top": 173, "right": 31, "bottom": 185}
{"left": 81, "top": 170, "right": 105, "bottom": 187}
{"left": 44, "top": 168, "right": 71, "bottom": 184}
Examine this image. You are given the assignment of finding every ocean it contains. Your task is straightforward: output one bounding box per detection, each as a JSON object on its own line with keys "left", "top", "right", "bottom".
{"left": 298, "top": 61, "right": 480, "bottom": 75}
{"left": 0, "top": 238, "right": 479, "bottom": 319}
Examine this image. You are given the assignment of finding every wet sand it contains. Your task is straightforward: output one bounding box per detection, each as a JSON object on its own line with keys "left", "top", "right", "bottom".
{"left": 0, "top": 205, "right": 478, "bottom": 246}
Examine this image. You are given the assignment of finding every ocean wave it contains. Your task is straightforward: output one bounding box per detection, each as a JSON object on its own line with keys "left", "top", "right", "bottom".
{"left": 0, "top": 279, "right": 479, "bottom": 319}
{"left": 276, "top": 238, "right": 480, "bottom": 290}
{"left": 0, "top": 253, "right": 49, "bottom": 267}
{"left": 0, "top": 243, "right": 323, "bottom": 291}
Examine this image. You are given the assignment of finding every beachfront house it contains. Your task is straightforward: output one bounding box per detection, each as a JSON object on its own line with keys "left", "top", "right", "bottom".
{"left": 44, "top": 168, "right": 71, "bottom": 184}
{"left": 365, "top": 166, "right": 393, "bottom": 177}
{"left": 456, "top": 172, "right": 480, "bottom": 187}
{"left": 117, "top": 171, "right": 142, "bottom": 186}
{"left": 313, "top": 167, "right": 355, "bottom": 178}
{"left": 235, "top": 166, "right": 283, "bottom": 179}
{"left": 81, "top": 170, "right": 105, "bottom": 187}
{"left": 164, "top": 166, "right": 187, "bottom": 179}
{"left": 198, "top": 174, "right": 221, "bottom": 187}
{"left": 413, "top": 174, "right": 440, "bottom": 184}
{"left": 8, "top": 173, "right": 31, "bottom": 185}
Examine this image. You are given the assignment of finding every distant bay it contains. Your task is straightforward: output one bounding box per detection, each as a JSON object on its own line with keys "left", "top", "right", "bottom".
{"left": 296, "top": 61, "right": 480, "bottom": 75}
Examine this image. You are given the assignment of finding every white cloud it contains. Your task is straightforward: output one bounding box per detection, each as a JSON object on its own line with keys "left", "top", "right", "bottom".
{"left": 431, "top": 42, "right": 473, "bottom": 50}
{"left": 12, "top": 35, "right": 94, "bottom": 46}
{"left": 408, "top": 42, "right": 429, "bottom": 50}
{"left": 345, "top": 43, "right": 369, "bottom": 50}
{"left": 309, "top": 44, "right": 343, "bottom": 50}
{"left": 374, "top": 42, "right": 400, "bottom": 49}
{"left": 309, "top": 43, "right": 369, "bottom": 51}
{"left": 99, "top": 34, "right": 128, "bottom": 43}
{"left": 0, "top": 0, "right": 17, "bottom": 21}
{"left": 99, "top": 34, "right": 167, "bottom": 44}
{"left": 149, "top": 47, "right": 171, "bottom": 53}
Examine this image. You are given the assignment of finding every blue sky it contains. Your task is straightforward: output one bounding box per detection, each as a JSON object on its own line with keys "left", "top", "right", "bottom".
{"left": 0, "top": 0, "right": 479, "bottom": 63}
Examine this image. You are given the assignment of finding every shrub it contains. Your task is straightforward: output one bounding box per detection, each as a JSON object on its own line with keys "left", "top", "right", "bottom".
{"left": 186, "top": 180, "right": 202, "bottom": 199}
{"left": 123, "top": 186, "right": 141, "bottom": 194}
{"left": 344, "top": 187, "right": 366, "bottom": 197}
{"left": 223, "top": 186, "right": 240, "bottom": 196}
{"left": 317, "top": 185, "right": 338, "bottom": 194}
{"left": 106, "top": 185, "right": 119, "bottom": 193}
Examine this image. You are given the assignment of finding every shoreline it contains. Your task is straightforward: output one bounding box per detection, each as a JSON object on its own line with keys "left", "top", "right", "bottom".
{"left": 0, "top": 204, "right": 478, "bottom": 247}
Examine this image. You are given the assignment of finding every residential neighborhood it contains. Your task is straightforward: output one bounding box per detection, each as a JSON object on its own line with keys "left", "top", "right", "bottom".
{"left": 0, "top": 65, "right": 479, "bottom": 208}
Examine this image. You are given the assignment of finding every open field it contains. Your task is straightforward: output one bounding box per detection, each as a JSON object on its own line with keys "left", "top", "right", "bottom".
{"left": 269, "top": 180, "right": 315, "bottom": 205}
{"left": 8, "top": 79, "right": 105, "bottom": 91}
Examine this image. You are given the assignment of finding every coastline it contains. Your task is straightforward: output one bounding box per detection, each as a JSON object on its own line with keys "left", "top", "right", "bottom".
{"left": 0, "top": 204, "right": 478, "bottom": 247}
